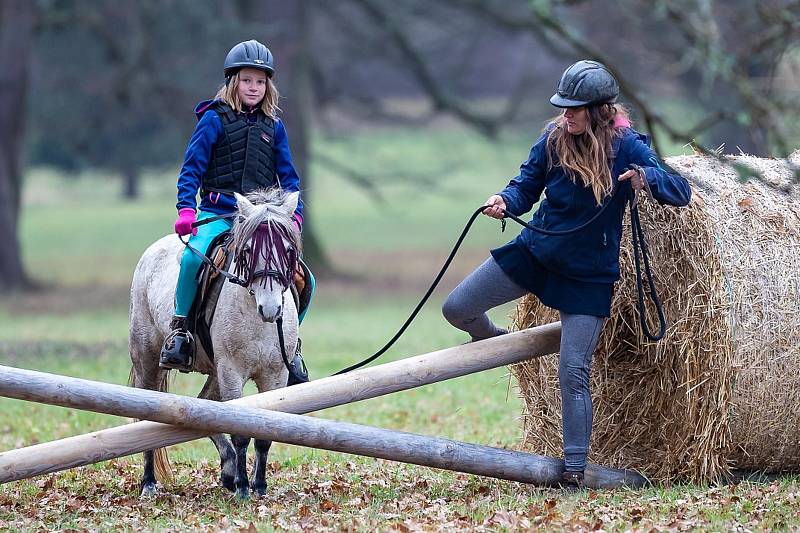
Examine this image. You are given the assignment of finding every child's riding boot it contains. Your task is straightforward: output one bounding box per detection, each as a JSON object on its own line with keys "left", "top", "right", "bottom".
{"left": 159, "top": 315, "right": 195, "bottom": 373}
{"left": 286, "top": 338, "right": 309, "bottom": 386}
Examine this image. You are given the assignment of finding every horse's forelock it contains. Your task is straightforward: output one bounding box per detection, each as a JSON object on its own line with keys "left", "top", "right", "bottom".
{"left": 231, "top": 188, "right": 301, "bottom": 258}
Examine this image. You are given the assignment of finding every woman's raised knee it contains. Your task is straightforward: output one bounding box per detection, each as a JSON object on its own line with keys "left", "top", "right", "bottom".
{"left": 441, "top": 291, "right": 469, "bottom": 324}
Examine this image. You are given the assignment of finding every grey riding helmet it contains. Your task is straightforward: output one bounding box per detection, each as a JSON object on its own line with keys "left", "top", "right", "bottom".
{"left": 550, "top": 60, "right": 619, "bottom": 108}
{"left": 224, "top": 40, "right": 274, "bottom": 79}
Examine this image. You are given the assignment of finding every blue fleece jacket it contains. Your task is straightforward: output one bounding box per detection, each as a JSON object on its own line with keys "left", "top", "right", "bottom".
{"left": 498, "top": 127, "right": 691, "bottom": 284}
{"left": 175, "top": 99, "right": 304, "bottom": 222}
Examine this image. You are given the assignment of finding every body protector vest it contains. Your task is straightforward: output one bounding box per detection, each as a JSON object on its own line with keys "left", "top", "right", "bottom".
{"left": 202, "top": 103, "right": 279, "bottom": 195}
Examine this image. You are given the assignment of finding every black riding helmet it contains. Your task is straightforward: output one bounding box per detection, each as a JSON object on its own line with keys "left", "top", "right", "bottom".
{"left": 224, "top": 40, "right": 274, "bottom": 81}
{"left": 550, "top": 60, "right": 619, "bottom": 108}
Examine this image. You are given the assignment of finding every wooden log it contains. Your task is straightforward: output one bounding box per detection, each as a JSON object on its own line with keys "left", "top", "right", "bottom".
{"left": 0, "top": 363, "right": 647, "bottom": 488}
{"left": 0, "top": 324, "right": 561, "bottom": 482}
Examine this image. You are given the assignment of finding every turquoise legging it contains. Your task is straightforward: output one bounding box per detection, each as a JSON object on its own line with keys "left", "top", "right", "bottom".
{"left": 175, "top": 212, "right": 233, "bottom": 317}
{"left": 174, "top": 211, "right": 315, "bottom": 324}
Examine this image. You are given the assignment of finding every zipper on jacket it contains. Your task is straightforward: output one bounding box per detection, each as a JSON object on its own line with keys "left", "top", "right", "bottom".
{"left": 602, "top": 232, "right": 607, "bottom": 246}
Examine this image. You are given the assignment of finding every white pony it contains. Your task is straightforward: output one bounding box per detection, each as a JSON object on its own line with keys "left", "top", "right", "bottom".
{"left": 129, "top": 188, "right": 301, "bottom": 500}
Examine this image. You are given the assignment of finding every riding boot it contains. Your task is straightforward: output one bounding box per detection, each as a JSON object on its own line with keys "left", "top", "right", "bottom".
{"left": 286, "top": 338, "right": 309, "bottom": 386}
{"left": 159, "top": 315, "right": 196, "bottom": 373}
{"left": 560, "top": 470, "right": 585, "bottom": 492}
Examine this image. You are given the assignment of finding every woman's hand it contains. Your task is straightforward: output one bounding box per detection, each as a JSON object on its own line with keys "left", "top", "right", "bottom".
{"left": 619, "top": 167, "right": 645, "bottom": 192}
{"left": 483, "top": 195, "right": 507, "bottom": 219}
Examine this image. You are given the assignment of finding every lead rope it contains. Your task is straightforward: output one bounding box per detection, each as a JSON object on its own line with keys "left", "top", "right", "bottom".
{"left": 185, "top": 189, "right": 665, "bottom": 378}
{"left": 333, "top": 185, "right": 666, "bottom": 375}
{"left": 629, "top": 199, "right": 667, "bottom": 341}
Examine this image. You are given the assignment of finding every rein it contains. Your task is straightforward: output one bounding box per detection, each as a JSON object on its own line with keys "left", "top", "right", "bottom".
{"left": 333, "top": 184, "right": 665, "bottom": 376}
{"left": 179, "top": 233, "right": 251, "bottom": 290}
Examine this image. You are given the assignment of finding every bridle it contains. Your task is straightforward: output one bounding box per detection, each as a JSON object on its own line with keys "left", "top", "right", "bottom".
{"left": 180, "top": 218, "right": 298, "bottom": 298}
{"left": 232, "top": 222, "right": 298, "bottom": 297}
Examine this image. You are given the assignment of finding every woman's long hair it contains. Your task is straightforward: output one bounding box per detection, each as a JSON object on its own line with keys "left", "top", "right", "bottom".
{"left": 214, "top": 70, "right": 280, "bottom": 119}
{"left": 545, "top": 103, "right": 631, "bottom": 205}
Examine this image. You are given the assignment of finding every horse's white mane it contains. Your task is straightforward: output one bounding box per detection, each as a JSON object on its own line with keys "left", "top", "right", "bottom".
{"left": 231, "top": 188, "right": 302, "bottom": 254}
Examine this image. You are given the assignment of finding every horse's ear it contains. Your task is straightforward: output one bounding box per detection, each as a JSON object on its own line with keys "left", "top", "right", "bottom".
{"left": 285, "top": 191, "right": 300, "bottom": 215}
{"left": 235, "top": 193, "right": 254, "bottom": 217}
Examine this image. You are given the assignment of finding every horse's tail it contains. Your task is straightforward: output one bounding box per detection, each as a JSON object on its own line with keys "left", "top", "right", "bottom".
{"left": 152, "top": 370, "right": 174, "bottom": 482}
{"left": 128, "top": 367, "right": 174, "bottom": 483}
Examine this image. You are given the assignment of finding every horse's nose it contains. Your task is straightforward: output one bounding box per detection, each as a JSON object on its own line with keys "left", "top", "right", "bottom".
{"left": 258, "top": 304, "right": 281, "bottom": 323}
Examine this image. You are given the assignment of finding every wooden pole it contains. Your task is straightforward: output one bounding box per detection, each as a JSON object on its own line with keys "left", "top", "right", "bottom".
{"left": 0, "top": 363, "right": 647, "bottom": 489}
{"left": 0, "top": 324, "right": 562, "bottom": 482}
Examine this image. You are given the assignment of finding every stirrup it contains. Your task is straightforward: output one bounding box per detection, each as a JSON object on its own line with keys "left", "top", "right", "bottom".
{"left": 159, "top": 329, "right": 196, "bottom": 373}
{"left": 286, "top": 339, "right": 309, "bottom": 386}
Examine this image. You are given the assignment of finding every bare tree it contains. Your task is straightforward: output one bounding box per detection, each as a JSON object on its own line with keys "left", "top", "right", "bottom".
{"left": 0, "top": 0, "right": 34, "bottom": 292}
{"left": 334, "top": 0, "right": 799, "bottom": 181}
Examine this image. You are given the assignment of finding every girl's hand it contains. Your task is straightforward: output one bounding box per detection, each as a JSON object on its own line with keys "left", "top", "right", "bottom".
{"left": 483, "top": 195, "right": 507, "bottom": 219}
{"left": 175, "top": 208, "right": 198, "bottom": 236}
{"left": 619, "top": 167, "right": 645, "bottom": 192}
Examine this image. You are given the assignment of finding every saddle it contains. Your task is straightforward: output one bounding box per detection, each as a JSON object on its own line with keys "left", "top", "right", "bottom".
{"left": 187, "top": 231, "right": 312, "bottom": 363}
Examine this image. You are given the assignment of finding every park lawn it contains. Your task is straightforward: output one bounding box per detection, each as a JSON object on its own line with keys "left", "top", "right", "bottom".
{"left": 2, "top": 126, "right": 798, "bottom": 531}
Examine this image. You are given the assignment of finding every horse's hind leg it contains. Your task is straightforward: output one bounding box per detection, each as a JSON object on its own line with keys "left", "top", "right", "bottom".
{"left": 198, "top": 375, "right": 236, "bottom": 493}
{"left": 130, "top": 361, "right": 165, "bottom": 497}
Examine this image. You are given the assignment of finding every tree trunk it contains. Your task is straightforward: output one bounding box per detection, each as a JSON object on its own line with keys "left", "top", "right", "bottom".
{"left": 269, "top": 0, "right": 333, "bottom": 275}
{"left": 122, "top": 165, "right": 139, "bottom": 200}
{"left": 0, "top": 0, "right": 34, "bottom": 292}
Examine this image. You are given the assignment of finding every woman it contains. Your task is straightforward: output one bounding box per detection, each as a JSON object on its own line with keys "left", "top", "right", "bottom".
{"left": 442, "top": 60, "right": 691, "bottom": 488}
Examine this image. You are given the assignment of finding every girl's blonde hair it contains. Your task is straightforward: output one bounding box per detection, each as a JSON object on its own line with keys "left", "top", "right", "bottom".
{"left": 545, "top": 103, "right": 631, "bottom": 205}
{"left": 214, "top": 69, "right": 280, "bottom": 118}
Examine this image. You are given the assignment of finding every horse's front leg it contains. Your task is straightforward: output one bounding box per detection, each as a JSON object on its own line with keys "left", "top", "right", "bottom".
{"left": 250, "top": 438, "right": 272, "bottom": 497}
{"left": 198, "top": 375, "right": 237, "bottom": 492}
{"left": 217, "top": 367, "right": 250, "bottom": 500}
{"left": 249, "top": 373, "right": 284, "bottom": 496}
{"left": 231, "top": 433, "right": 252, "bottom": 500}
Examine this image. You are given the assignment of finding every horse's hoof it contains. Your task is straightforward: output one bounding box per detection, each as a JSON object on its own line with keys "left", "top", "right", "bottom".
{"left": 140, "top": 483, "right": 157, "bottom": 499}
{"left": 235, "top": 486, "right": 250, "bottom": 501}
{"left": 251, "top": 482, "right": 267, "bottom": 497}
{"left": 221, "top": 474, "right": 236, "bottom": 493}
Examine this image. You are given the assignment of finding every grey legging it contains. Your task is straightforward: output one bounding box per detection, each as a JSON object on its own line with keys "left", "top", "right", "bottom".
{"left": 442, "top": 257, "right": 604, "bottom": 472}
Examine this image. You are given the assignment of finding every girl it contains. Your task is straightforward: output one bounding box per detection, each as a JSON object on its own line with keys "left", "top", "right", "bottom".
{"left": 160, "top": 39, "right": 310, "bottom": 377}
{"left": 442, "top": 60, "right": 691, "bottom": 488}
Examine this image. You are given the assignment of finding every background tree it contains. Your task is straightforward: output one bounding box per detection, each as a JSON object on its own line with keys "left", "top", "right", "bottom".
{"left": 0, "top": 0, "right": 34, "bottom": 291}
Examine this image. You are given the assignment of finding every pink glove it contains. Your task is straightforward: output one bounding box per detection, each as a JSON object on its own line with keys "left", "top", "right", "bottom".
{"left": 174, "top": 208, "right": 197, "bottom": 236}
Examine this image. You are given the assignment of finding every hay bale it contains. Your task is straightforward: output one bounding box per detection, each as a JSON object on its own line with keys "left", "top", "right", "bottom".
{"left": 511, "top": 152, "right": 800, "bottom": 483}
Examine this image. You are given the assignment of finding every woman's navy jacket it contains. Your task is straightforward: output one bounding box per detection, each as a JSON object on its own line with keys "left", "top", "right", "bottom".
{"left": 175, "top": 99, "right": 304, "bottom": 221}
{"left": 498, "top": 127, "right": 691, "bottom": 284}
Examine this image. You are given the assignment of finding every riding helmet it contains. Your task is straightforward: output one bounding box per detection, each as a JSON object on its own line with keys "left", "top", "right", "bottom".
{"left": 224, "top": 40, "right": 274, "bottom": 79}
{"left": 550, "top": 60, "right": 619, "bottom": 108}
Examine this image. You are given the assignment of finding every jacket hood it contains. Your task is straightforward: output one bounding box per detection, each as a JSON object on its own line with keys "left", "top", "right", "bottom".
{"left": 194, "top": 99, "right": 222, "bottom": 120}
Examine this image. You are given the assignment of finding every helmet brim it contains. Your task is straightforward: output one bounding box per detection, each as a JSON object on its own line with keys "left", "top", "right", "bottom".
{"left": 224, "top": 63, "right": 275, "bottom": 78}
{"left": 550, "top": 93, "right": 591, "bottom": 108}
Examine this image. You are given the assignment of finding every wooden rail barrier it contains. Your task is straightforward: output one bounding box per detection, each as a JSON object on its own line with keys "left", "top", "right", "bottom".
{"left": 0, "top": 323, "right": 646, "bottom": 487}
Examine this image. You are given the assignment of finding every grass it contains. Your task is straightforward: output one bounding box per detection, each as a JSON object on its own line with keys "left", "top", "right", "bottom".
{"left": 1, "top": 125, "right": 798, "bottom": 531}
